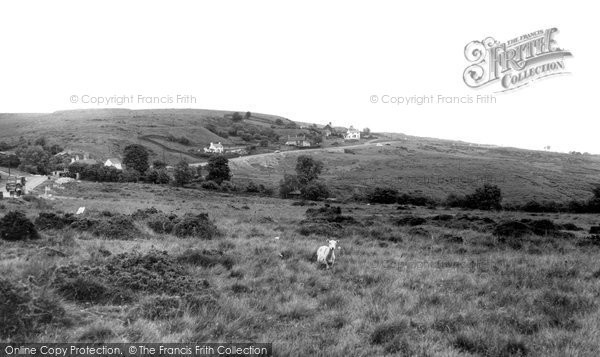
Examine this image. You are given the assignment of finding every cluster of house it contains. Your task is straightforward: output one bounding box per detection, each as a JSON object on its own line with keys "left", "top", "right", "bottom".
{"left": 50, "top": 151, "right": 123, "bottom": 176}
{"left": 284, "top": 125, "right": 361, "bottom": 148}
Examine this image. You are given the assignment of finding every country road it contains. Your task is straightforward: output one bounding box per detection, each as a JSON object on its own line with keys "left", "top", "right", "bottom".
{"left": 0, "top": 170, "right": 48, "bottom": 197}
{"left": 189, "top": 139, "right": 387, "bottom": 168}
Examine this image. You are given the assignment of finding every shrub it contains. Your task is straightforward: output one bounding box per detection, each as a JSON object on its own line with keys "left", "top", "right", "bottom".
{"left": 131, "top": 207, "right": 161, "bottom": 220}
{"left": 520, "top": 200, "right": 563, "bottom": 213}
{"left": 245, "top": 181, "right": 260, "bottom": 193}
{"left": 445, "top": 185, "right": 502, "bottom": 210}
{"left": 1, "top": 279, "right": 66, "bottom": 339}
{"left": 146, "top": 169, "right": 171, "bottom": 184}
{"left": 466, "top": 184, "right": 503, "bottom": 210}
{"left": 201, "top": 180, "right": 220, "bottom": 190}
{"left": 54, "top": 250, "right": 199, "bottom": 296}
{"left": 397, "top": 193, "right": 437, "bottom": 206}
{"left": 367, "top": 187, "right": 398, "bottom": 204}
{"left": 177, "top": 249, "right": 235, "bottom": 270}
{"left": 35, "top": 212, "right": 76, "bottom": 230}
{"left": 70, "top": 217, "right": 99, "bottom": 231}
{"left": 395, "top": 215, "right": 426, "bottom": 226}
{"left": 300, "top": 181, "right": 330, "bottom": 201}
{"left": 0, "top": 211, "right": 39, "bottom": 241}
{"left": 93, "top": 214, "right": 140, "bottom": 240}
{"left": 147, "top": 213, "right": 178, "bottom": 234}
{"left": 304, "top": 205, "right": 358, "bottom": 224}
{"left": 493, "top": 221, "right": 532, "bottom": 238}
{"left": 219, "top": 181, "right": 237, "bottom": 192}
{"left": 172, "top": 213, "right": 219, "bottom": 239}
{"left": 121, "top": 169, "right": 141, "bottom": 183}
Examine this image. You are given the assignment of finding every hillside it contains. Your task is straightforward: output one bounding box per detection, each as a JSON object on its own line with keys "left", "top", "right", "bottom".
{"left": 228, "top": 139, "right": 600, "bottom": 205}
{"left": 0, "top": 109, "right": 298, "bottom": 163}
{"left": 1, "top": 108, "right": 600, "bottom": 204}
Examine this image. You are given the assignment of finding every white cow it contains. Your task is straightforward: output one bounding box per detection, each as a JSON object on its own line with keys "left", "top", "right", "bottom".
{"left": 317, "top": 240, "right": 338, "bottom": 269}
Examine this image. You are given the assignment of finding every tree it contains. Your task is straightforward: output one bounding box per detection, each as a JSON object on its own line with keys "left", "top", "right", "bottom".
{"left": 47, "top": 144, "right": 63, "bottom": 155}
{"left": 0, "top": 154, "right": 20, "bottom": 169}
{"left": 147, "top": 168, "right": 171, "bottom": 184}
{"left": 121, "top": 169, "right": 141, "bottom": 183}
{"left": 123, "top": 144, "right": 149, "bottom": 173}
{"left": 194, "top": 165, "right": 203, "bottom": 181}
{"left": 363, "top": 127, "right": 371, "bottom": 136}
{"left": 206, "top": 156, "right": 231, "bottom": 184}
{"left": 17, "top": 146, "right": 51, "bottom": 174}
{"left": 279, "top": 174, "right": 300, "bottom": 198}
{"left": 34, "top": 137, "right": 47, "bottom": 147}
{"left": 153, "top": 160, "right": 167, "bottom": 169}
{"left": 156, "top": 170, "right": 171, "bottom": 184}
{"left": 245, "top": 111, "right": 252, "bottom": 119}
{"left": 232, "top": 112, "right": 243, "bottom": 121}
{"left": 465, "top": 184, "right": 502, "bottom": 210}
{"left": 173, "top": 160, "right": 193, "bottom": 186}
{"left": 295, "top": 155, "right": 324, "bottom": 185}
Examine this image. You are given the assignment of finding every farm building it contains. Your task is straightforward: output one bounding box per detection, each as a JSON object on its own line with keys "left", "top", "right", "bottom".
{"left": 104, "top": 158, "right": 123, "bottom": 170}
{"left": 204, "top": 142, "right": 224, "bottom": 154}
{"left": 344, "top": 126, "right": 361, "bottom": 140}
{"left": 285, "top": 135, "right": 311, "bottom": 147}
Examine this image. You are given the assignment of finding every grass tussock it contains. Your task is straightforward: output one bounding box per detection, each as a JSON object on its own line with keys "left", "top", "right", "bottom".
{"left": 0, "top": 278, "right": 67, "bottom": 339}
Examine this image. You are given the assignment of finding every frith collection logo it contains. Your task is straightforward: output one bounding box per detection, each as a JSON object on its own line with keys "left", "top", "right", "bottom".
{"left": 463, "top": 28, "right": 572, "bottom": 92}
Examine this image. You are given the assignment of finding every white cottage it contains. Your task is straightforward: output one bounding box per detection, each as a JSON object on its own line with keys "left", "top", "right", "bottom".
{"left": 204, "top": 142, "right": 224, "bottom": 154}
{"left": 344, "top": 126, "right": 361, "bottom": 140}
{"left": 104, "top": 158, "right": 123, "bottom": 170}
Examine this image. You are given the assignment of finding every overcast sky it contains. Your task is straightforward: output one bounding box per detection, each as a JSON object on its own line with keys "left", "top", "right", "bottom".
{"left": 0, "top": 1, "right": 597, "bottom": 153}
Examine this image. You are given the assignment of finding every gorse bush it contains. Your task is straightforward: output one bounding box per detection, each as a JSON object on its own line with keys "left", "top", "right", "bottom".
{"left": 35, "top": 212, "right": 76, "bottom": 230}
{"left": 177, "top": 249, "right": 235, "bottom": 270}
{"left": 146, "top": 213, "right": 178, "bottom": 234}
{"left": 445, "top": 184, "right": 502, "bottom": 210}
{"left": 93, "top": 214, "right": 140, "bottom": 240}
{"left": 173, "top": 213, "right": 220, "bottom": 239}
{"left": 54, "top": 250, "right": 201, "bottom": 296}
{"left": 201, "top": 180, "right": 220, "bottom": 191}
{"left": 367, "top": 187, "right": 398, "bottom": 204}
{"left": 300, "top": 181, "right": 330, "bottom": 201}
{"left": 1, "top": 279, "right": 66, "bottom": 339}
{"left": 397, "top": 193, "right": 438, "bottom": 206}
{"left": 0, "top": 211, "right": 39, "bottom": 241}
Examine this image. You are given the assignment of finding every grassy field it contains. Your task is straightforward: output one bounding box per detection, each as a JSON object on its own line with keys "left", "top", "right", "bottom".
{"left": 229, "top": 139, "right": 600, "bottom": 205}
{"left": 2, "top": 180, "right": 600, "bottom": 356}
